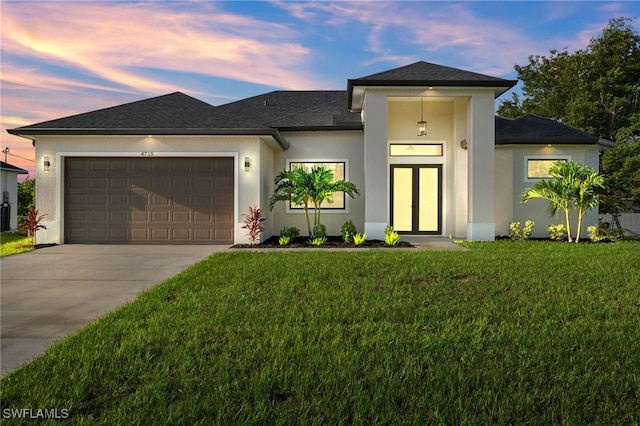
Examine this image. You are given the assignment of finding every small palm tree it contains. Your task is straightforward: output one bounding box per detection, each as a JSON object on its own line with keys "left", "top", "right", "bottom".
{"left": 270, "top": 167, "right": 315, "bottom": 237}
{"left": 307, "top": 166, "right": 359, "bottom": 231}
{"left": 270, "top": 166, "right": 359, "bottom": 237}
{"left": 522, "top": 161, "right": 605, "bottom": 242}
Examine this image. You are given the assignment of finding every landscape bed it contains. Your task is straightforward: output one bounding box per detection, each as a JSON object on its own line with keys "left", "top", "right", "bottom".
{"left": 231, "top": 235, "right": 415, "bottom": 249}
{"left": 1, "top": 241, "right": 639, "bottom": 425}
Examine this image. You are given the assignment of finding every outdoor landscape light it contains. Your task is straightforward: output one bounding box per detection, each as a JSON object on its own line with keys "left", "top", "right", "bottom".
{"left": 417, "top": 97, "right": 427, "bottom": 136}
{"left": 244, "top": 157, "right": 250, "bottom": 172}
{"left": 43, "top": 155, "right": 51, "bottom": 172}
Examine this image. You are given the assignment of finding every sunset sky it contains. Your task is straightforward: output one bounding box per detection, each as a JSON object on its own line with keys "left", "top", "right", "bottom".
{"left": 1, "top": 1, "right": 638, "bottom": 179}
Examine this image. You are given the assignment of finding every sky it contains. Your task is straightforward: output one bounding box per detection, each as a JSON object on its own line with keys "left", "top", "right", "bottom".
{"left": 1, "top": 1, "right": 638, "bottom": 179}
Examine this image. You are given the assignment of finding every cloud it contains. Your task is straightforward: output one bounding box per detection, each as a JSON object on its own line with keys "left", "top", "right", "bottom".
{"left": 1, "top": 1, "right": 320, "bottom": 93}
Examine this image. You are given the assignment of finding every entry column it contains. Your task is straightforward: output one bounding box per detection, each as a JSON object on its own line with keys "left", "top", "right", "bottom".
{"left": 466, "top": 92, "right": 495, "bottom": 241}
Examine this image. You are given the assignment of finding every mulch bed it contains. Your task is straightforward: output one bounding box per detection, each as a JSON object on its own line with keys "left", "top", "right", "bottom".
{"left": 231, "top": 235, "right": 415, "bottom": 249}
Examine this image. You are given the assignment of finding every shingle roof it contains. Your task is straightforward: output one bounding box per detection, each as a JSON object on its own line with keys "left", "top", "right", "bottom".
{"left": 357, "top": 61, "right": 513, "bottom": 83}
{"left": 1, "top": 161, "right": 28, "bottom": 174}
{"left": 495, "top": 115, "right": 614, "bottom": 146}
{"left": 204, "top": 91, "right": 361, "bottom": 129}
{"left": 7, "top": 91, "right": 361, "bottom": 137}
{"left": 11, "top": 92, "right": 218, "bottom": 130}
{"left": 348, "top": 61, "right": 518, "bottom": 109}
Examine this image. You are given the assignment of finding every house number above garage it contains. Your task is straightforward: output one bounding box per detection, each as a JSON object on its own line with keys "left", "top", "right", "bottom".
{"left": 141, "top": 151, "right": 154, "bottom": 156}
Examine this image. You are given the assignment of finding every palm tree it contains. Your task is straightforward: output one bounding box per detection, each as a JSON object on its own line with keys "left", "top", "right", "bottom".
{"left": 574, "top": 169, "right": 605, "bottom": 242}
{"left": 307, "top": 166, "right": 359, "bottom": 231}
{"left": 269, "top": 165, "right": 359, "bottom": 237}
{"left": 270, "top": 166, "right": 314, "bottom": 237}
{"left": 522, "top": 161, "right": 605, "bottom": 242}
{"left": 522, "top": 178, "right": 574, "bottom": 242}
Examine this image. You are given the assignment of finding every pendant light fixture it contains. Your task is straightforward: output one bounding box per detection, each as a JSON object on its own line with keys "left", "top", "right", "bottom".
{"left": 417, "top": 97, "right": 427, "bottom": 136}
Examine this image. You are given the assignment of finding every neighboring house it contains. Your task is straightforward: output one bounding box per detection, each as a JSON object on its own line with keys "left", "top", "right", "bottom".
{"left": 7, "top": 61, "right": 613, "bottom": 244}
{"left": 1, "top": 161, "right": 29, "bottom": 232}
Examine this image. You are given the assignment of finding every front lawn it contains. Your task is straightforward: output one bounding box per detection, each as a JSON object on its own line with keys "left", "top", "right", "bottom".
{"left": 0, "top": 232, "right": 33, "bottom": 257}
{"left": 2, "top": 241, "right": 639, "bottom": 424}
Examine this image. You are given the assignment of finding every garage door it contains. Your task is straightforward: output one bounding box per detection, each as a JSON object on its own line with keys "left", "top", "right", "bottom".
{"left": 65, "top": 157, "right": 234, "bottom": 244}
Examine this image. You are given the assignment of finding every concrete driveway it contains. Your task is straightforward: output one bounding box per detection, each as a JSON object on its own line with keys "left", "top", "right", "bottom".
{"left": 1, "top": 244, "right": 227, "bottom": 376}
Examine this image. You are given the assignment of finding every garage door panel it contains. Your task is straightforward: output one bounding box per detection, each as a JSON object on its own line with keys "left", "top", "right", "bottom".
{"left": 151, "top": 194, "right": 169, "bottom": 206}
{"left": 152, "top": 211, "right": 170, "bottom": 222}
{"left": 111, "top": 211, "right": 128, "bottom": 222}
{"left": 109, "top": 228, "right": 128, "bottom": 240}
{"left": 89, "top": 160, "right": 108, "bottom": 172}
{"left": 89, "top": 195, "right": 108, "bottom": 205}
{"left": 131, "top": 211, "right": 149, "bottom": 222}
{"left": 130, "top": 194, "right": 148, "bottom": 210}
{"left": 151, "top": 229, "right": 170, "bottom": 241}
{"left": 131, "top": 228, "right": 149, "bottom": 240}
{"left": 65, "top": 157, "right": 234, "bottom": 244}
{"left": 111, "top": 178, "right": 128, "bottom": 189}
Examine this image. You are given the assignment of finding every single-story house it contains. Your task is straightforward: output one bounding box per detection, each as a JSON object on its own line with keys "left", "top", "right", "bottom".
{"left": 7, "top": 61, "right": 614, "bottom": 244}
{"left": 1, "top": 161, "right": 29, "bottom": 232}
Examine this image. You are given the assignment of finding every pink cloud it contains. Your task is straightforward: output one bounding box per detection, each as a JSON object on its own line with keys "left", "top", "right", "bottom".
{"left": 1, "top": 2, "right": 323, "bottom": 92}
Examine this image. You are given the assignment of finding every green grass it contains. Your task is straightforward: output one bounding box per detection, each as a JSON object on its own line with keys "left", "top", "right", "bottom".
{"left": 2, "top": 241, "right": 639, "bottom": 424}
{"left": 0, "top": 232, "right": 33, "bottom": 257}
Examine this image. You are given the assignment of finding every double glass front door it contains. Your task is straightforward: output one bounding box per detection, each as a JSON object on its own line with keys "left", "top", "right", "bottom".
{"left": 391, "top": 165, "right": 442, "bottom": 234}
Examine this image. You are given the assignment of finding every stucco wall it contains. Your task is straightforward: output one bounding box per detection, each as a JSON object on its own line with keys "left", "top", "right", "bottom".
{"left": 497, "top": 144, "right": 601, "bottom": 239}
{"left": 33, "top": 135, "right": 273, "bottom": 244}
{"left": 272, "top": 131, "right": 365, "bottom": 237}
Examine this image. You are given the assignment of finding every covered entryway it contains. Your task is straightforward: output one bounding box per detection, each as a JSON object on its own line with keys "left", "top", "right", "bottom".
{"left": 390, "top": 164, "right": 442, "bottom": 235}
{"left": 65, "top": 157, "right": 234, "bottom": 244}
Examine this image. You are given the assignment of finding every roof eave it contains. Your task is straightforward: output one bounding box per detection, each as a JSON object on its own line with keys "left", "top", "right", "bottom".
{"left": 495, "top": 138, "right": 602, "bottom": 146}
{"left": 8, "top": 127, "right": 290, "bottom": 150}
{"left": 277, "top": 124, "right": 363, "bottom": 132}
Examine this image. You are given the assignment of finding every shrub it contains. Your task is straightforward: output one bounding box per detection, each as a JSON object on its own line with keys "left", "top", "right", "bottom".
{"left": 509, "top": 220, "right": 535, "bottom": 240}
{"left": 384, "top": 226, "right": 401, "bottom": 246}
{"left": 314, "top": 224, "right": 327, "bottom": 240}
{"left": 241, "top": 205, "right": 265, "bottom": 245}
{"left": 547, "top": 224, "right": 568, "bottom": 241}
{"left": 278, "top": 236, "right": 291, "bottom": 246}
{"left": 353, "top": 233, "right": 367, "bottom": 246}
{"left": 280, "top": 226, "right": 300, "bottom": 239}
{"left": 18, "top": 208, "right": 47, "bottom": 246}
{"left": 587, "top": 221, "right": 622, "bottom": 243}
{"left": 307, "top": 236, "right": 327, "bottom": 246}
{"left": 341, "top": 220, "right": 358, "bottom": 243}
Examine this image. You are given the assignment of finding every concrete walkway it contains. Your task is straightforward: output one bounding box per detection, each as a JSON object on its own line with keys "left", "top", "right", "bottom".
{"left": 1, "top": 245, "right": 226, "bottom": 376}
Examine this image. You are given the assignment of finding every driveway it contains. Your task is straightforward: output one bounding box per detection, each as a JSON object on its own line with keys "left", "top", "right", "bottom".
{"left": 1, "top": 244, "right": 227, "bottom": 376}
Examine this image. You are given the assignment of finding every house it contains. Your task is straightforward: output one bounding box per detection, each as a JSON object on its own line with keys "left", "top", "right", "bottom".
{"left": 7, "top": 61, "right": 613, "bottom": 244}
{"left": 1, "top": 161, "right": 29, "bottom": 232}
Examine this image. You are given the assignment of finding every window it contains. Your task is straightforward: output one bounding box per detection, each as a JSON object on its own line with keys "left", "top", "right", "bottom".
{"left": 289, "top": 161, "right": 346, "bottom": 209}
{"left": 389, "top": 144, "right": 443, "bottom": 156}
{"left": 526, "top": 158, "right": 569, "bottom": 179}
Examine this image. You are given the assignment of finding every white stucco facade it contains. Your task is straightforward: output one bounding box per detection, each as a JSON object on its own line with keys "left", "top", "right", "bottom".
{"left": 10, "top": 62, "right": 608, "bottom": 245}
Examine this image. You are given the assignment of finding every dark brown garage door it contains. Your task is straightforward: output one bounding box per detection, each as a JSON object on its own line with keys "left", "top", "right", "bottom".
{"left": 65, "top": 157, "right": 234, "bottom": 244}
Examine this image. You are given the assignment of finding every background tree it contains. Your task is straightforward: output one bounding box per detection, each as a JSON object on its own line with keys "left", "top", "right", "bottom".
{"left": 499, "top": 17, "right": 640, "bottom": 206}
{"left": 498, "top": 17, "right": 640, "bottom": 141}
{"left": 17, "top": 178, "right": 35, "bottom": 216}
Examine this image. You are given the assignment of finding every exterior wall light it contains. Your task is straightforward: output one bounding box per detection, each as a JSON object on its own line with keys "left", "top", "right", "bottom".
{"left": 44, "top": 155, "right": 51, "bottom": 172}
{"left": 417, "top": 97, "right": 427, "bottom": 136}
{"left": 244, "top": 157, "right": 250, "bottom": 172}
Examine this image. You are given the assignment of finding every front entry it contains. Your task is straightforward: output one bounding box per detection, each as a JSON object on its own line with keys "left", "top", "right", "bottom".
{"left": 391, "top": 165, "right": 442, "bottom": 234}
